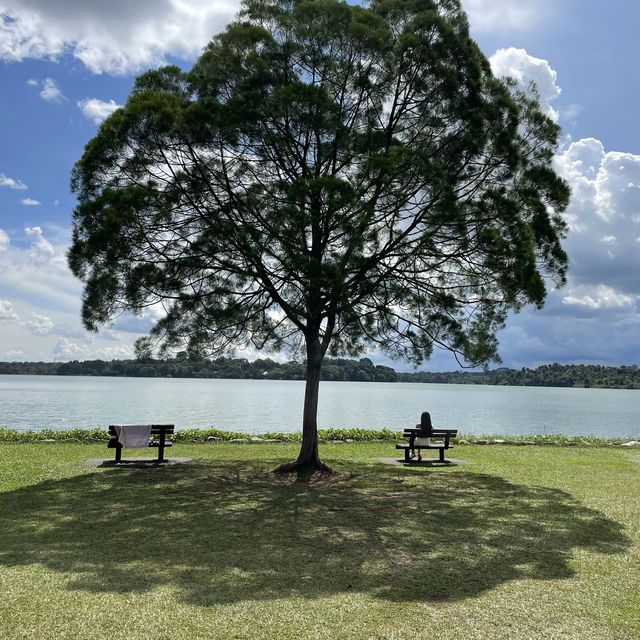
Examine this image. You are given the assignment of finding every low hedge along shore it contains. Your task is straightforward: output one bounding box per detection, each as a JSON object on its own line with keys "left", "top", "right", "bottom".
{"left": 0, "top": 426, "right": 636, "bottom": 447}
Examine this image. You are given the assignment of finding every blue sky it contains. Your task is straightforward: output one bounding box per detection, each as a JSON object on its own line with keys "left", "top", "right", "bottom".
{"left": 1, "top": 0, "right": 640, "bottom": 370}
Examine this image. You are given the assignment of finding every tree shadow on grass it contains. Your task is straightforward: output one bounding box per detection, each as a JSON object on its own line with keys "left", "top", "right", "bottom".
{"left": 0, "top": 459, "right": 630, "bottom": 605}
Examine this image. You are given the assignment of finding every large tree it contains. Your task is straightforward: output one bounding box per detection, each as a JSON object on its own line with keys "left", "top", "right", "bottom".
{"left": 69, "top": 0, "right": 569, "bottom": 472}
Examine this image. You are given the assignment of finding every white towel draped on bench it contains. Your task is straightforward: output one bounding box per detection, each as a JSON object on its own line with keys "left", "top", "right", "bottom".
{"left": 114, "top": 424, "right": 152, "bottom": 448}
{"left": 413, "top": 437, "right": 431, "bottom": 446}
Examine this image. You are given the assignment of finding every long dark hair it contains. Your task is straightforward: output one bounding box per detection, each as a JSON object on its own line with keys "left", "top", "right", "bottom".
{"left": 420, "top": 412, "right": 433, "bottom": 435}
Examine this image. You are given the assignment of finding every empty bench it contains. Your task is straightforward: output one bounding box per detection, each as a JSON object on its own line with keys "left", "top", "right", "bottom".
{"left": 396, "top": 412, "right": 458, "bottom": 463}
{"left": 108, "top": 424, "right": 174, "bottom": 463}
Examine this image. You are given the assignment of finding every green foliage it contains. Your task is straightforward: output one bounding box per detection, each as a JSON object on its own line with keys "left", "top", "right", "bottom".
{"left": 0, "top": 426, "right": 633, "bottom": 448}
{"left": 0, "top": 428, "right": 109, "bottom": 443}
{"left": 67, "top": 0, "right": 570, "bottom": 463}
{"left": 400, "top": 362, "right": 640, "bottom": 389}
{"left": 69, "top": 0, "right": 568, "bottom": 369}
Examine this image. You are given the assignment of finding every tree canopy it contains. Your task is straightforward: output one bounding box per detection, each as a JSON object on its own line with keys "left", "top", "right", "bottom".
{"left": 69, "top": 0, "right": 570, "bottom": 471}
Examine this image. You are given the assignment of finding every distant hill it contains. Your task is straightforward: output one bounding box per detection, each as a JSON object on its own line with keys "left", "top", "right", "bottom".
{"left": 1, "top": 358, "right": 639, "bottom": 389}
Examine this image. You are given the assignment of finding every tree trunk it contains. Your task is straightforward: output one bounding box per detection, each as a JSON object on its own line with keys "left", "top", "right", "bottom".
{"left": 274, "top": 335, "right": 332, "bottom": 475}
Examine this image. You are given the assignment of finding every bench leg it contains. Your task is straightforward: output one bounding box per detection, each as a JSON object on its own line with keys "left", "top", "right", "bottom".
{"left": 114, "top": 444, "right": 122, "bottom": 463}
{"left": 404, "top": 448, "right": 412, "bottom": 463}
{"left": 158, "top": 431, "right": 166, "bottom": 463}
{"left": 439, "top": 448, "right": 445, "bottom": 463}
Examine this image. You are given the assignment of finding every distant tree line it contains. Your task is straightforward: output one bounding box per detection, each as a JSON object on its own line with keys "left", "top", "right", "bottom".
{"left": 1, "top": 358, "right": 640, "bottom": 389}
{"left": 403, "top": 363, "right": 640, "bottom": 389}
{"left": 0, "top": 355, "right": 396, "bottom": 382}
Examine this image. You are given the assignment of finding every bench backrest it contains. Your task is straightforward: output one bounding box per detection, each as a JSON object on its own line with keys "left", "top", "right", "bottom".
{"left": 108, "top": 424, "right": 174, "bottom": 438}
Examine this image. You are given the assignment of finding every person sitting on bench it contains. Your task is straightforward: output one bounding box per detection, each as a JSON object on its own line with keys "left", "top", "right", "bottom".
{"left": 413, "top": 411, "right": 434, "bottom": 448}
{"left": 396, "top": 412, "right": 457, "bottom": 462}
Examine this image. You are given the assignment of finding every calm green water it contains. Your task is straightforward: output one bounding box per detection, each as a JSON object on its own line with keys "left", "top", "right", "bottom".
{"left": 1, "top": 375, "right": 639, "bottom": 438}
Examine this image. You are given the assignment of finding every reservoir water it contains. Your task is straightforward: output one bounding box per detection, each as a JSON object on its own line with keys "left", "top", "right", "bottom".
{"left": 1, "top": 374, "right": 639, "bottom": 438}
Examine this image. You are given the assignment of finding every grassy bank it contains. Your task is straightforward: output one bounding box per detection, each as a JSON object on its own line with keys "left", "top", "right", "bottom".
{"left": 0, "top": 441, "right": 638, "bottom": 639}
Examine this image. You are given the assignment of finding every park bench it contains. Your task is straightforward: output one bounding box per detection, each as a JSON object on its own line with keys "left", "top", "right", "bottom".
{"left": 396, "top": 412, "right": 457, "bottom": 463}
{"left": 107, "top": 424, "right": 174, "bottom": 463}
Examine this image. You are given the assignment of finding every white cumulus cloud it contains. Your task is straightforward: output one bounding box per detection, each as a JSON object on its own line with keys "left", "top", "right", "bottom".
{"left": 489, "top": 47, "right": 561, "bottom": 121}
{"left": 0, "top": 226, "right": 168, "bottom": 361}
{"left": 0, "top": 228, "right": 74, "bottom": 309}
{"left": 25, "top": 312, "right": 54, "bottom": 336}
{"left": 21, "top": 197, "right": 41, "bottom": 206}
{"left": 462, "top": 0, "right": 552, "bottom": 33}
{"left": 52, "top": 337, "right": 84, "bottom": 360}
{"left": 95, "top": 345, "right": 134, "bottom": 359}
{"left": 495, "top": 132, "right": 640, "bottom": 367}
{"left": 554, "top": 138, "right": 640, "bottom": 297}
{"left": 27, "top": 76, "right": 66, "bottom": 102}
{"left": 25, "top": 225, "right": 56, "bottom": 262}
{"left": 0, "top": 173, "right": 27, "bottom": 189}
{"left": 562, "top": 286, "right": 636, "bottom": 311}
{"left": 77, "top": 98, "right": 121, "bottom": 124}
{"left": 39, "top": 76, "right": 64, "bottom": 102}
{"left": 0, "top": 299, "right": 19, "bottom": 321}
{"left": 0, "top": 0, "right": 239, "bottom": 74}
{"left": 0, "top": 9, "right": 65, "bottom": 61}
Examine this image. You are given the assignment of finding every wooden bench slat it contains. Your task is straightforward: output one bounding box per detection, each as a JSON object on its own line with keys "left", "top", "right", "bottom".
{"left": 395, "top": 443, "right": 451, "bottom": 450}
{"left": 403, "top": 430, "right": 458, "bottom": 436}
{"left": 107, "top": 440, "right": 174, "bottom": 448}
{"left": 107, "top": 425, "right": 174, "bottom": 432}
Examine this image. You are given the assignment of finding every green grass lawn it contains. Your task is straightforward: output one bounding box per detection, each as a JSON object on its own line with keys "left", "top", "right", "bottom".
{"left": 0, "top": 441, "right": 638, "bottom": 639}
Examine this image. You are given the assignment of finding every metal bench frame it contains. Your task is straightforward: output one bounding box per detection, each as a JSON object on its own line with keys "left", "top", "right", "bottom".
{"left": 396, "top": 412, "right": 458, "bottom": 463}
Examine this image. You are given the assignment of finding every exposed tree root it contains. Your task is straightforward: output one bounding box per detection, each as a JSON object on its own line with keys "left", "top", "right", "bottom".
{"left": 272, "top": 460, "right": 335, "bottom": 483}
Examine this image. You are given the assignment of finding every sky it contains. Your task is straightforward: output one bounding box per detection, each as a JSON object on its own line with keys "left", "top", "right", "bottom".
{"left": 1, "top": 0, "right": 640, "bottom": 370}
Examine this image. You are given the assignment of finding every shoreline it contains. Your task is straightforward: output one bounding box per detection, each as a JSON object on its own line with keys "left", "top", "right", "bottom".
{"left": 1, "top": 426, "right": 638, "bottom": 448}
